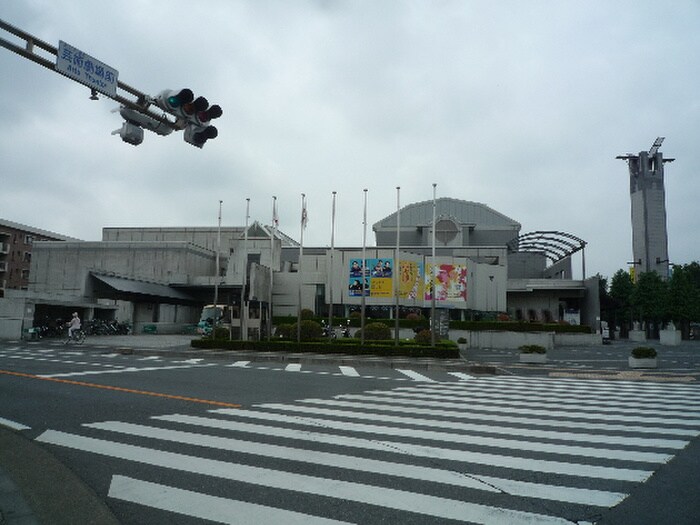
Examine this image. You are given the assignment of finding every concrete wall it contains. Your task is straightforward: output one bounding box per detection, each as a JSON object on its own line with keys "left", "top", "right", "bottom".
{"left": 30, "top": 241, "right": 215, "bottom": 295}
{"left": 458, "top": 330, "right": 555, "bottom": 350}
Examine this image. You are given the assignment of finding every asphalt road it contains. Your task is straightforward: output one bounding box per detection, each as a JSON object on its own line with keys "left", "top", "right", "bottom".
{"left": 1, "top": 337, "right": 700, "bottom": 524}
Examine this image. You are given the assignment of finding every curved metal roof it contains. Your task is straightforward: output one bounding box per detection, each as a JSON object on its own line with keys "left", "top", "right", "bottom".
{"left": 508, "top": 231, "right": 586, "bottom": 263}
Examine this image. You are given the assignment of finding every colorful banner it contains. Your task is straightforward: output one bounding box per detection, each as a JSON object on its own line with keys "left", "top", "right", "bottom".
{"left": 424, "top": 263, "right": 467, "bottom": 301}
{"left": 398, "top": 260, "right": 423, "bottom": 300}
{"left": 348, "top": 258, "right": 394, "bottom": 297}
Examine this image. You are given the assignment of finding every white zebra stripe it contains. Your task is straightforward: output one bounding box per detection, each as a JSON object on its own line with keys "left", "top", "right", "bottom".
{"left": 36, "top": 430, "right": 580, "bottom": 524}
{"left": 87, "top": 420, "right": 627, "bottom": 507}
{"left": 108, "top": 475, "right": 353, "bottom": 525}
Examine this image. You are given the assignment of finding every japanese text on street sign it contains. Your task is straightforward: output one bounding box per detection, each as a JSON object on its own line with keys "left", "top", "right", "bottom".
{"left": 55, "top": 41, "right": 118, "bottom": 97}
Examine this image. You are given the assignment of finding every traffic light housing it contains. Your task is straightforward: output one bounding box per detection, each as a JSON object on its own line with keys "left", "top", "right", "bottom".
{"left": 111, "top": 121, "right": 144, "bottom": 146}
{"left": 156, "top": 88, "right": 222, "bottom": 148}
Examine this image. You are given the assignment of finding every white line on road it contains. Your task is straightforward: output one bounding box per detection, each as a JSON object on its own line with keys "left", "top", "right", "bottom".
{"left": 0, "top": 417, "right": 30, "bottom": 430}
{"left": 38, "top": 430, "right": 574, "bottom": 524}
{"left": 39, "top": 363, "right": 215, "bottom": 378}
{"left": 395, "top": 369, "right": 435, "bottom": 382}
{"left": 90, "top": 421, "right": 626, "bottom": 507}
{"left": 227, "top": 361, "right": 250, "bottom": 368}
{"left": 213, "top": 408, "right": 671, "bottom": 464}
{"left": 338, "top": 366, "right": 360, "bottom": 377}
{"left": 108, "top": 475, "right": 354, "bottom": 525}
{"left": 163, "top": 413, "right": 653, "bottom": 482}
{"left": 285, "top": 363, "right": 302, "bottom": 372}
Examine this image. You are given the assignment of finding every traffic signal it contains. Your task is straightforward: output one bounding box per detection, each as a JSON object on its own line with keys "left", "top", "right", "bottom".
{"left": 111, "top": 121, "right": 144, "bottom": 146}
{"left": 155, "top": 88, "right": 195, "bottom": 115}
{"left": 155, "top": 88, "right": 222, "bottom": 148}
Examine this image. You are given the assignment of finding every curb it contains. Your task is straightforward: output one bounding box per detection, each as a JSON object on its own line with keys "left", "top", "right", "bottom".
{"left": 0, "top": 427, "right": 120, "bottom": 525}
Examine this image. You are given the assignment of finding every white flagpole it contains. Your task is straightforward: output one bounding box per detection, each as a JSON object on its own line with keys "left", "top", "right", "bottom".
{"left": 394, "top": 186, "right": 400, "bottom": 346}
{"left": 328, "top": 191, "right": 337, "bottom": 338}
{"left": 213, "top": 200, "right": 223, "bottom": 308}
{"left": 241, "top": 197, "right": 250, "bottom": 341}
{"left": 431, "top": 183, "right": 437, "bottom": 347}
{"left": 297, "top": 193, "right": 306, "bottom": 343}
{"left": 268, "top": 195, "right": 277, "bottom": 341}
{"left": 361, "top": 188, "right": 368, "bottom": 347}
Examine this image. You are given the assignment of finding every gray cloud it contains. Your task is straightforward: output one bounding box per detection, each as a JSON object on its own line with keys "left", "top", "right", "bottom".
{"left": 1, "top": 1, "right": 698, "bottom": 281}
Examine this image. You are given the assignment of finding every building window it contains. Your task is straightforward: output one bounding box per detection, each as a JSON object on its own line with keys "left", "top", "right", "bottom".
{"left": 25, "top": 235, "right": 34, "bottom": 245}
{"left": 23, "top": 252, "right": 31, "bottom": 263}
{"left": 435, "top": 218, "right": 459, "bottom": 244}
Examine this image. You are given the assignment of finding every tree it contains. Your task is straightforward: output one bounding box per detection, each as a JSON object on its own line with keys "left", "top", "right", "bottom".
{"left": 609, "top": 269, "right": 634, "bottom": 336}
{"left": 631, "top": 272, "right": 668, "bottom": 338}
{"left": 667, "top": 264, "right": 700, "bottom": 338}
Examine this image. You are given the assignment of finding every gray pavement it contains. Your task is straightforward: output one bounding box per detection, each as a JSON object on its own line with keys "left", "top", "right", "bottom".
{"left": 1, "top": 334, "right": 699, "bottom": 524}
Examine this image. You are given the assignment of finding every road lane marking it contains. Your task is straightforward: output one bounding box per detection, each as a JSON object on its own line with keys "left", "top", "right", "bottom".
{"left": 285, "top": 363, "right": 302, "bottom": 372}
{"left": 37, "top": 430, "right": 575, "bottom": 524}
{"left": 256, "top": 403, "right": 687, "bottom": 449}
{"left": 227, "top": 361, "right": 250, "bottom": 368}
{"left": 338, "top": 366, "right": 359, "bottom": 377}
{"left": 0, "top": 417, "right": 30, "bottom": 430}
{"left": 395, "top": 369, "right": 435, "bottom": 382}
{"left": 0, "top": 369, "right": 240, "bottom": 408}
{"left": 39, "top": 363, "right": 215, "bottom": 378}
{"left": 337, "top": 393, "right": 700, "bottom": 428}
{"left": 108, "top": 475, "right": 352, "bottom": 525}
{"left": 299, "top": 398, "right": 698, "bottom": 437}
{"left": 90, "top": 421, "right": 626, "bottom": 507}
{"left": 210, "top": 408, "right": 671, "bottom": 464}
{"left": 164, "top": 413, "right": 653, "bottom": 482}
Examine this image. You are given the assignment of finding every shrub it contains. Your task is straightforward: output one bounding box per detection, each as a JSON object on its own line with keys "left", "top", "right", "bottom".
{"left": 519, "top": 344, "right": 546, "bottom": 354}
{"left": 406, "top": 312, "right": 424, "bottom": 321}
{"left": 354, "top": 322, "right": 391, "bottom": 340}
{"left": 275, "top": 323, "right": 295, "bottom": 339}
{"left": 298, "top": 319, "right": 323, "bottom": 340}
{"left": 414, "top": 329, "right": 433, "bottom": 345}
{"left": 212, "top": 327, "right": 229, "bottom": 340}
{"left": 457, "top": 337, "right": 467, "bottom": 344}
{"left": 300, "top": 309, "right": 315, "bottom": 320}
{"left": 631, "top": 346, "right": 657, "bottom": 359}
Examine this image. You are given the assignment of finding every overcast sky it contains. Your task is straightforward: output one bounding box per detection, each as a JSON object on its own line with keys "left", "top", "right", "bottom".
{"left": 1, "top": 1, "right": 698, "bottom": 282}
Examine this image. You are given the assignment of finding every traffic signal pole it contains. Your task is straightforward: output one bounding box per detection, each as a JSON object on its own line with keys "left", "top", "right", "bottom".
{"left": 0, "top": 18, "right": 177, "bottom": 132}
{"left": 1, "top": 18, "right": 222, "bottom": 147}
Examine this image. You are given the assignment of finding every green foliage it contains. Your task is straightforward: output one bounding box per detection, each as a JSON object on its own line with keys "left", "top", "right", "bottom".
{"left": 414, "top": 329, "right": 433, "bottom": 344}
{"left": 519, "top": 344, "right": 546, "bottom": 354}
{"left": 300, "top": 309, "right": 315, "bottom": 320}
{"left": 212, "top": 327, "right": 229, "bottom": 340}
{"left": 354, "top": 322, "right": 392, "bottom": 340}
{"left": 296, "top": 320, "right": 323, "bottom": 340}
{"left": 190, "top": 337, "right": 459, "bottom": 358}
{"left": 631, "top": 346, "right": 657, "bottom": 359}
{"left": 457, "top": 337, "right": 467, "bottom": 344}
{"left": 275, "top": 323, "right": 295, "bottom": 339}
{"left": 632, "top": 272, "right": 667, "bottom": 323}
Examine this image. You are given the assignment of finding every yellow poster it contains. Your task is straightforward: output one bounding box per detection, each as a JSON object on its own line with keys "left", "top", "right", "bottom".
{"left": 398, "top": 260, "right": 423, "bottom": 299}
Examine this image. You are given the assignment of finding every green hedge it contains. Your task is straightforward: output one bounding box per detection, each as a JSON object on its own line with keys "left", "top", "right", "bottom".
{"left": 191, "top": 337, "right": 459, "bottom": 358}
{"left": 271, "top": 316, "right": 591, "bottom": 333}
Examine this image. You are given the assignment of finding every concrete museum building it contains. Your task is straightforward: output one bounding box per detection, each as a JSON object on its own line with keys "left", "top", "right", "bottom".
{"left": 0, "top": 198, "right": 600, "bottom": 339}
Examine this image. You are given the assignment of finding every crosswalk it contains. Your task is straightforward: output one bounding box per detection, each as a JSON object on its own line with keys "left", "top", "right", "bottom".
{"left": 0, "top": 346, "right": 467, "bottom": 382}
{"left": 35, "top": 375, "right": 700, "bottom": 524}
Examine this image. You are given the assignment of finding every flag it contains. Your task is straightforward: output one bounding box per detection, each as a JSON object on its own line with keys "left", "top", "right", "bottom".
{"left": 301, "top": 194, "right": 308, "bottom": 230}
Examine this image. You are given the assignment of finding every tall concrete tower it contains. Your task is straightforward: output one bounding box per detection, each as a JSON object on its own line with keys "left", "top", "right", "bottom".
{"left": 617, "top": 138, "right": 674, "bottom": 280}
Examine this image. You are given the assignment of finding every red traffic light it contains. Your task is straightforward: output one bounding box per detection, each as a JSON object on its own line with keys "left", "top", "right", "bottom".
{"left": 196, "top": 104, "right": 223, "bottom": 123}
